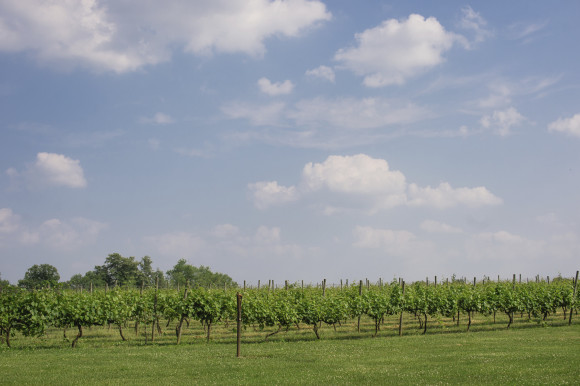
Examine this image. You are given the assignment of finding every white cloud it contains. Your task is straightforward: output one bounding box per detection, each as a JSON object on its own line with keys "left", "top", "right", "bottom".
{"left": 224, "top": 97, "right": 429, "bottom": 133}
{"left": 143, "top": 225, "right": 310, "bottom": 273}
{"left": 20, "top": 152, "right": 87, "bottom": 189}
{"left": 0, "top": 208, "right": 20, "bottom": 234}
{"left": 507, "top": 21, "right": 548, "bottom": 41}
{"left": 480, "top": 107, "right": 525, "bottom": 136}
{"left": 548, "top": 113, "right": 580, "bottom": 138}
{"left": 477, "top": 84, "right": 512, "bottom": 109}
{"left": 38, "top": 217, "right": 107, "bottom": 250}
{"left": 212, "top": 224, "right": 240, "bottom": 238}
{"left": 475, "top": 76, "right": 559, "bottom": 110}
{"left": 248, "top": 181, "right": 299, "bottom": 209}
{"left": 353, "top": 226, "right": 418, "bottom": 256}
{"left": 144, "top": 231, "right": 206, "bottom": 257}
{"left": 334, "top": 14, "right": 462, "bottom": 87}
{"left": 258, "top": 77, "right": 294, "bottom": 96}
{"left": 141, "top": 112, "right": 174, "bottom": 125}
{"left": 301, "top": 154, "right": 406, "bottom": 196}
{"left": 288, "top": 97, "right": 428, "bottom": 130}
{"left": 458, "top": 6, "right": 492, "bottom": 45}
{"left": 465, "top": 230, "right": 546, "bottom": 264}
{"left": 408, "top": 182, "right": 503, "bottom": 209}
{"left": 351, "top": 224, "right": 579, "bottom": 276}
{"left": 249, "top": 154, "right": 502, "bottom": 213}
{"left": 0, "top": 210, "right": 106, "bottom": 249}
{"left": 420, "top": 220, "right": 463, "bottom": 234}
{"left": 222, "top": 101, "right": 286, "bottom": 126}
{"left": 174, "top": 142, "right": 215, "bottom": 158}
{"left": 254, "top": 226, "right": 281, "bottom": 244}
{"left": 0, "top": 0, "right": 148, "bottom": 72}
{"left": 0, "top": 0, "right": 331, "bottom": 72}
{"left": 305, "top": 65, "right": 335, "bottom": 82}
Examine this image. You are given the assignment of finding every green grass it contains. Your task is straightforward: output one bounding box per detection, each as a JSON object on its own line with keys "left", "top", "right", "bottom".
{"left": 2, "top": 314, "right": 579, "bottom": 384}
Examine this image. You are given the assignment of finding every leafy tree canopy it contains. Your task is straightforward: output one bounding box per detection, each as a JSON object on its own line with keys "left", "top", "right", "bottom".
{"left": 67, "top": 254, "right": 166, "bottom": 289}
{"left": 0, "top": 273, "right": 11, "bottom": 289}
{"left": 64, "top": 255, "right": 235, "bottom": 289}
{"left": 18, "top": 264, "right": 60, "bottom": 289}
{"left": 93, "top": 253, "right": 141, "bottom": 287}
{"left": 166, "top": 259, "right": 237, "bottom": 288}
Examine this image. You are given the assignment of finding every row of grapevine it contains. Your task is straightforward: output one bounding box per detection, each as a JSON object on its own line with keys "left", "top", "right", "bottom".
{"left": 1, "top": 277, "right": 578, "bottom": 347}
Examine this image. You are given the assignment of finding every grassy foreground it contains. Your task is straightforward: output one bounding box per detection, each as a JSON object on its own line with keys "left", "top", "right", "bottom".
{"left": 1, "top": 321, "right": 579, "bottom": 385}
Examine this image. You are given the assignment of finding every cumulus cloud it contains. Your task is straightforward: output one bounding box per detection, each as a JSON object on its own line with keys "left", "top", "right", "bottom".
{"left": 258, "top": 78, "right": 294, "bottom": 96}
{"left": 352, "top": 226, "right": 429, "bottom": 258}
{"left": 0, "top": 208, "right": 20, "bottom": 234}
{"left": 144, "top": 225, "right": 309, "bottom": 271}
{"left": 254, "top": 226, "right": 281, "bottom": 244}
{"left": 353, "top": 226, "right": 415, "bottom": 248}
{"left": 408, "top": 182, "right": 503, "bottom": 209}
{"left": 0, "top": 0, "right": 331, "bottom": 72}
{"left": 144, "top": 231, "right": 206, "bottom": 257}
{"left": 15, "top": 152, "right": 87, "bottom": 189}
{"left": 301, "top": 154, "right": 406, "bottom": 195}
{"left": 351, "top": 223, "right": 579, "bottom": 276}
{"left": 249, "top": 154, "right": 502, "bottom": 212}
{"left": 334, "top": 14, "right": 463, "bottom": 87}
{"left": 248, "top": 181, "right": 299, "bottom": 209}
{"left": 465, "top": 230, "right": 546, "bottom": 264}
{"left": 0, "top": 0, "right": 149, "bottom": 72}
{"left": 0, "top": 209, "right": 106, "bottom": 249}
{"left": 305, "top": 65, "right": 335, "bottom": 82}
{"left": 38, "top": 217, "right": 107, "bottom": 250}
{"left": 548, "top": 113, "right": 580, "bottom": 138}
{"left": 480, "top": 107, "right": 525, "bottom": 136}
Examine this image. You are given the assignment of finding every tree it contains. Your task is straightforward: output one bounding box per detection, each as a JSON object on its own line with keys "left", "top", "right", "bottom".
{"left": 137, "top": 256, "right": 156, "bottom": 286}
{"left": 18, "top": 264, "right": 60, "bottom": 289}
{"left": 67, "top": 254, "right": 166, "bottom": 289}
{"left": 166, "top": 259, "right": 237, "bottom": 288}
{"left": 94, "top": 253, "right": 140, "bottom": 287}
{"left": 166, "top": 259, "right": 195, "bottom": 287}
{"left": 0, "top": 273, "right": 11, "bottom": 289}
{"left": 67, "top": 270, "right": 107, "bottom": 289}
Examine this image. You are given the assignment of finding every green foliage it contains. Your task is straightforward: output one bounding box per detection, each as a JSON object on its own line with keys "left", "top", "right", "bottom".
{"left": 94, "top": 253, "right": 141, "bottom": 287}
{"left": 0, "top": 288, "right": 53, "bottom": 346}
{"left": 166, "top": 259, "right": 237, "bottom": 288}
{"left": 0, "top": 273, "right": 11, "bottom": 289}
{"left": 17, "top": 264, "right": 60, "bottom": 289}
{"left": 1, "top": 277, "right": 577, "bottom": 348}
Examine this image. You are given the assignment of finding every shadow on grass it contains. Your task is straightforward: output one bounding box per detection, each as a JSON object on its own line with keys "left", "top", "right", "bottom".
{"left": 2, "top": 313, "right": 576, "bottom": 350}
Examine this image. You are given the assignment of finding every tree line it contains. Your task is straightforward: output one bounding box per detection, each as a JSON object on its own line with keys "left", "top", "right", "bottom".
{"left": 2, "top": 253, "right": 237, "bottom": 290}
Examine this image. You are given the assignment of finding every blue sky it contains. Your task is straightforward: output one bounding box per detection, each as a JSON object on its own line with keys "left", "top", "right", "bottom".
{"left": 1, "top": 0, "right": 579, "bottom": 285}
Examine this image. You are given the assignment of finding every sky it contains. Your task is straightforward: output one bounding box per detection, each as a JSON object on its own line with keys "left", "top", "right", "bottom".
{"left": 1, "top": 0, "right": 579, "bottom": 285}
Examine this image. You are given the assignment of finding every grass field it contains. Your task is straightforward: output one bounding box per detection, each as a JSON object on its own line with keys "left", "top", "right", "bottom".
{"left": 2, "top": 313, "right": 579, "bottom": 384}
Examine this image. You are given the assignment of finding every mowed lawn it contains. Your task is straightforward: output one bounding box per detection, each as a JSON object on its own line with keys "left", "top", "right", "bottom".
{"left": 1, "top": 315, "right": 579, "bottom": 385}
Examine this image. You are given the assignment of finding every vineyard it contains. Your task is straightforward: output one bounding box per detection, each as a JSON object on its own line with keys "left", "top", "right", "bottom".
{"left": 1, "top": 275, "right": 578, "bottom": 349}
